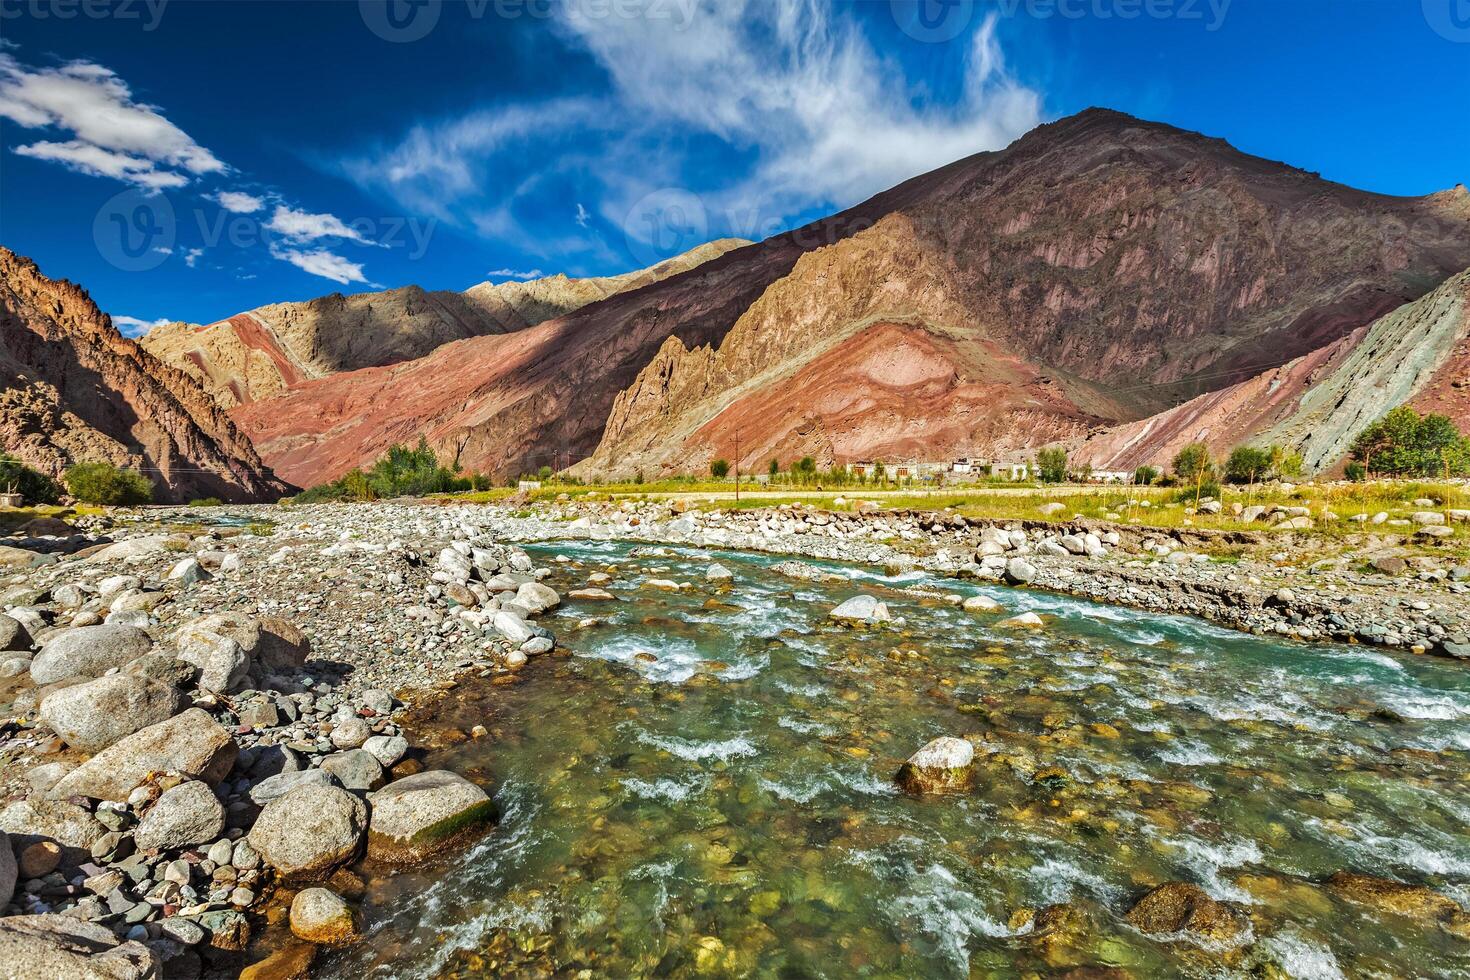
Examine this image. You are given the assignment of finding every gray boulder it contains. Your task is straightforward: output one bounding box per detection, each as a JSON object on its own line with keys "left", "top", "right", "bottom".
{"left": 0, "top": 829, "right": 15, "bottom": 909}
{"left": 0, "top": 612, "right": 31, "bottom": 651}
{"left": 289, "top": 887, "right": 361, "bottom": 945}
{"left": 173, "top": 628, "right": 249, "bottom": 693}
{"left": 320, "top": 750, "right": 385, "bottom": 792}
{"left": 39, "top": 674, "right": 186, "bottom": 752}
{"left": 248, "top": 768, "right": 337, "bottom": 806}
{"left": 329, "top": 717, "right": 370, "bottom": 749}
{"left": 48, "top": 708, "right": 237, "bottom": 802}
{"left": 513, "top": 581, "right": 560, "bottom": 615}
{"left": 0, "top": 799, "right": 106, "bottom": 862}
{"left": 362, "top": 734, "right": 408, "bottom": 768}
{"left": 828, "top": 595, "right": 891, "bottom": 624}
{"left": 248, "top": 784, "right": 366, "bottom": 882}
{"left": 29, "top": 625, "right": 152, "bottom": 685}
{"left": 896, "top": 736, "right": 975, "bottom": 795}
{"left": 133, "top": 781, "right": 226, "bottom": 852}
{"left": 1004, "top": 557, "right": 1037, "bottom": 584}
{"left": 172, "top": 612, "right": 308, "bottom": 675}
{"left": 493, "top": 610, "right": 535, "bottom": 645}
{"left": 0, "top": 914, "right": 158, "bottom": 979}
{"left": 367, "top": 770, "right": 494, "bottom": 864}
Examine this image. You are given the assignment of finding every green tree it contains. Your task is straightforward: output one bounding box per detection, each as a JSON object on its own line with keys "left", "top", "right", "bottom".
{"left": 1344, "top": 461, "right": 1366, "bottom": 482}
{"left": 710, "top": 458, "right": 730, "bottom": 478}
{"left": 1269, "top": 445, "right": 1304, "bottom": 479}
{"left": 1172, "top": 443, "right": 1215, "bottom": 483}
{"left": 1224, "top": 446, "right": 1272, "bottom": 484}
{"left": 538, "top": 465, "right": 553, "bottom": 481}
{"left": 0, "top": 454, "right": 62, "bottom": 504}
{"left": 63, "top": 462, "right": 154, "bottom": 505}
{"left": 1133, "top": 465, "right": 1159, "bottom": 486}
{"left": 1035, "top": 447, "right": 1068, "bottom": 483}
{"left": 768, "top": 458, "right": 780, "bottom": 479}
{"left": 1349, "top": 406, "right": 1470, "bottom": 476}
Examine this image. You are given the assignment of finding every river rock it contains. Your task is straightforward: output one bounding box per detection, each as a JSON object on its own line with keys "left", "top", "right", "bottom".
{"left": 174, "top": 628, "right": 250, "bottom": 693}
{"left": 239, "top": 943, "right": 316, "bottom": 980}
{"left": 330, "top": 717, "right": 371, "bottom": 749}
{"left": 0, "top": 798, "right": 106, "bottom": 860}
{"left": 48, "top": 708, "right": 238, "bottom": 802}
{"left": 0, "top": 829, "right": 15, "bottom": 908}
{"left": 1123, "top": 882, "right": 1249, "bottom": 945}
{"left": 1005, "top": 558, "right": 1037, "bottom": 584}
{"left": 829, "top": 595, "right": 890, "bottom": 624}
{"left": 29, "top": 625, "right": 153, "bottom": 685}
{"left": 176, "top": 612, "right": 308, "bottom": 675}
{"left": 249, "top": 768, "right": 340, "bottom": 805}
{"left": 1324, "top": 871, "right": 1468, "bottom": 935}
{"left": 133, "top": 781, "right": 226, "bottom": 852}
{"left": 706, "top": 563, "right": 733, "bottom": 582}
{"left": 996, "top": 612, "right": 1044, "bottom": 629}
{"left": 514, "top": 581, "right": 560, "bottom": 615}
{"left": 320, "top": 749, "right": 386, "bottom": 791}
{"left": 38, "top": 674, "right": 186, "bottom": 752}
{"left": 290, "top": 887, "right": 361, "bottom": 945}
{"left": 0, "top": 914, "right": 158, "bottom": 978}
{"left": 248, "top": 784, "right": 367, "bottom": 881}
{"left": 0, "top": 612, "right": 30, "bottom": 651}
{"left": 961, "top": 595, "right": 1002, "bottom": 613}
{"left": 167, "top": 557, "right": 209, "bottom": 585}
{"left": 366, "top": 770, "right": 494, "bottom": 864}
{"left": 493, "top": 610, "right": 535, "bottom": 645}
{"left": 896, "top": 737, "right": 975, "bottom": 795}
{"left": 362, "top": 734, "right": 408, "bottom": 768}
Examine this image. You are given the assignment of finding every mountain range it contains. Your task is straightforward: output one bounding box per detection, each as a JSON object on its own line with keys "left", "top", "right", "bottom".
{"left": 5, "top": 108, "right": 1470, "bottom": 497}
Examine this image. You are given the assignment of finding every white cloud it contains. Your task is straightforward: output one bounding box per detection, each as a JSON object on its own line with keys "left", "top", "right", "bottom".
{"left": 487, "top": 267, "right": 544, "bottom": 281}
{"left": 211, "top": 190, "right": 265, "bottom": 213}
{"left": 0, "top": 52, "right": 224, "bottom": 189}
{"left": 269, "top": 244, "right": 372, "bottom": 286}
{"left": 112, "top": 315, "right": 170, "bottom": 337}
{"left": 183, "top": 247, "right": 203, "bottom": 268}
{"left": 574, "top": 202, "right": 591, "bottom": 228}
{"left": 265, "top": 205, "right": 375, "bottom": 245}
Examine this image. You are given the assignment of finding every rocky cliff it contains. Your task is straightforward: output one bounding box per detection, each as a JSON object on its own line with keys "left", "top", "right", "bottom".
{"left": 142, "top": 238, "right": 749, "bottom": 409}
{"left": 1073, "top": 269, "right": 1470, "bottom": 472}
{"left": 0, "top": 247, "right": 290, "bottom": 502}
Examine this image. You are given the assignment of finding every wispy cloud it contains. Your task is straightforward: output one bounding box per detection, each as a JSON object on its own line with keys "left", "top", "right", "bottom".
{"left": 574, "top": 202, "right": 591, "bottom": 228}
{"left": 265, "top": 204, "right": 376, "bottom": 245}
{"left": 183, "top": 247, "right": 203, "bottom": 268}
{"left": 269, "top": 244, "right": 373, "bottom": 286}
{"left": 0, "top": 51, "right": 225, "bottom": 190}
{"left": 112, "top": 315, "right": 170, "bottom": 337}
{"left": 211, "top": 190, "right": 265, "bottom": 213}
{"left": 487, "top": 267, "right": 544, "bottom": 281}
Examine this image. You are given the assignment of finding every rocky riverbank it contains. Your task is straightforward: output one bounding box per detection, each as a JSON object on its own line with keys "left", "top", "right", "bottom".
{"left": 1, "top": 494, "right": 1467, "bottom": 975}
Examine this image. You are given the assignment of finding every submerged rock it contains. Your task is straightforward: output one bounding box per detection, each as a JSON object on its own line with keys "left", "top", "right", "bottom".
{"left": 996, "top": 612, "right": 1044, "bottom": 629}
{"left": 366, "top": 770, "right": 494, "bottom": 865}
{"left": 895, "top": 737, "right": 975, "bottom": 795}
{"left": 1123, "top": 882, "right": 1249, "bottom": 946}
{"left": 290, "top": 887, "right": 361, "bottom": 946}
{"left": 1324, "top": 871, "right": 1470, "bottom": 937}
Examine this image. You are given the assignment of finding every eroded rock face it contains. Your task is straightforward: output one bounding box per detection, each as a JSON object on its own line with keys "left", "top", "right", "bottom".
{"left": 366, "top": 770, "right": 494, "bottom": 865}
{"left": 38, "top": 674, "right": 186, "bottom": 752}
{"left": 48, "top": 708, "right": 238, "bottom": 802}
{"left": 1123, "top": 882, "right": 1250, "bottom": 945}
{"left": 248, "top": 784, "right": 367, "bottom": 882}
{"left": 895, "top": 737, "right": 975, "bottom": 795}
{"left": 0, "top": 246, "right": 290, "bottom": 502}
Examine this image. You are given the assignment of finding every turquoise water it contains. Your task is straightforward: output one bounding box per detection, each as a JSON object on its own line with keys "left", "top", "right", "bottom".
{"left": 321, "top": 540, "right": 1470, "bottom": 978}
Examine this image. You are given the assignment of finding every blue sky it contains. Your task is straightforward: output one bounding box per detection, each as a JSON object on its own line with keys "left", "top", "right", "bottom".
{"left": 1, "top": 0, "right": 1466, "bottom": 335}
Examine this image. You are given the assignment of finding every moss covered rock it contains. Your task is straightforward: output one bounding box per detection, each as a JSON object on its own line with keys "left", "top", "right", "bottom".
{"left": 366, "top": 770, "right": 494, "bottom": 865}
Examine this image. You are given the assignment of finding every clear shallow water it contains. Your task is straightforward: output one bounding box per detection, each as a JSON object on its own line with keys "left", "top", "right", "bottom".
{"left": 323, "top": 540, "right": 1470, "bottom": 978}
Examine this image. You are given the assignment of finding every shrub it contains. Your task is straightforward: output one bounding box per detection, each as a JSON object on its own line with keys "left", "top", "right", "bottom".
{"left": 1344, "top": 461, "right": 1366, "bottom": 482}
{"left": 710, "top": 458, "right": 730, "bottom": 478}
{"left": 538, "top": 465, "right": 553, "bottom": 481}
{"left": 63, "top": 462, "right": 154, "bottom": 505}
{"left": 0, "top": 454, "right": 63, "bottom": 504}
{"left": 1172, "top": 443, "right": 1215, "bottom": 484}
{"left": 1133, "top": 465, "right": 1159, "bottom": 486}
{"left": 768, "top": 458, "right": 779, "bottom": 478}
{"left": 1349, "top": 406, "right": 1470, "bottom": 477}
{"left": 188, "top": 497, "right": 224, "bottom": 507}
{"left": 1035, "top": 447, "right": 1068, "bottom": 483}
{"left": 1224, "top": 446, "right": 1272, "bottom": 484}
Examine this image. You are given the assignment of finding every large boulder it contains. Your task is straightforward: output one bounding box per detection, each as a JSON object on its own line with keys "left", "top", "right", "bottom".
{"left": 173, "top": 628, "right": 249, "bottom": 693}
{"left": 48, "top": 708, "right": 237, "bottom": 802}
{"left": 0, "top": 799, "right": 106, "bottom": 864}
{"left": 895, "top": 737, "right": 975, "bottom": 795}
{"left": 0, "top": 914, "right": 159, "bottom": 979}
{"left": 320, "top": 749, "right": 385, "bottom": 792}
{"left": 0, "top": 829, "right": 15, "bottom": 909}
{"left": 366, "top": 770, "right": 494, "bottom": 865}
{"left": 1123, "top": 882, "right": 1250, "bottom": 945}
{"left": 248, "top": 784, "right": 366, "bottom": 882}
{"left": 0, "top": 612, "right": 31, "bottom": 651}
{"left": 1325, "top": 871, "right": 1470, "bottom": 937}
{"left": 39, "top": 674, "right": 186, "bottom": 752}
{"left": 1004, "top": 558, "right": 1037, "bottom": 584}
{"left": 173, "top": 612, "right": 308, "bottom": 675}
{"left": 248, "top": 768, "right": 338, "bottom": 806}
{"left": 28, "top": 625, "right": 152, "bottom": 685}
{"left": 133, "top": 781, "right": 226, "bottom": 852}
{"left": 289, "top": 887, "right": 361, "bottom": 945}
{"left": 513, "top": 582, "right": 560, "bottom": 615}
{"left": 828, "top": 595, "right": 891, "bottom": 625}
